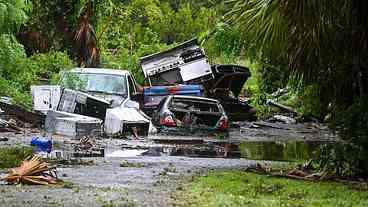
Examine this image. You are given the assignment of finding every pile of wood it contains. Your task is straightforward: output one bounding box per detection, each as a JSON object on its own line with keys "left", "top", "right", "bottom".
{"left": 1, "top": 155, "right": 59, "bottom": 185}
{"left": 0, "top": 118, "right": 22, "bottom": 132}
{"left": 246, "top": 162, "right": 328, "bottom": 181}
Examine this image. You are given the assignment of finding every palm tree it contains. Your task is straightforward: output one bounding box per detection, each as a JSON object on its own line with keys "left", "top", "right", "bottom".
{"left": 227, "top": 0, "right": 368, "bottom": 105}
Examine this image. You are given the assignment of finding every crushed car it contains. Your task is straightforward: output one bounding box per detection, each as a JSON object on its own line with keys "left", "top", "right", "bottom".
{"left": 32, "top": 68, "right": 152, "bottom": 138}
{"left": 152, "top": 95, "right": 229, "bottom": 133}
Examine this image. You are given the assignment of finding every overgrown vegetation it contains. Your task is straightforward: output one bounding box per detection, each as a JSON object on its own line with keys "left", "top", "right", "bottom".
{"left": 176, "top": 171, "right": 368, "bottom": 207}
{"left": 0, "top": 146, "right": 35, "bottom": 168}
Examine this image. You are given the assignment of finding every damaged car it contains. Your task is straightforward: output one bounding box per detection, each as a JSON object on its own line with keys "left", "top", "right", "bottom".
{"left": 32, "top": 68, "right": 152, "bottom": 138}
{"left": 204, "top": 64, "right": 257, "bottom": 121}
{"left": 152, "top": 95, "right": 229, "bottom": 133}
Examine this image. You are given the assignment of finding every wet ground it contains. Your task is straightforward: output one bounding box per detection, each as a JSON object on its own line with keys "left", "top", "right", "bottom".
{"left": 0, "top": 121, "right": 337, "bottom": 207}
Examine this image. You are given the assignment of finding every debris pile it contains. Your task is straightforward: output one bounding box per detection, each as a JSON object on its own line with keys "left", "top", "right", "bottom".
{"left": 73, "top": 136, "right": 104, "bottom": 157}
{"left": 0, "top": 118, "right": 22, "bottom": 132}
{"left": 1, "top": 155, "right": 59, "bottom": 185}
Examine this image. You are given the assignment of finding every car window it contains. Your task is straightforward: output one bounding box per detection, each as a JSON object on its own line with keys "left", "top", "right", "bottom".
{"left": 128, "top": 75, "right": 136, "bottom": 97}
{"left": 170, "top": 98, "right": 219, "bottom": 112}
{"left": 61, "top": 72, "right": 127, "bottom": 96}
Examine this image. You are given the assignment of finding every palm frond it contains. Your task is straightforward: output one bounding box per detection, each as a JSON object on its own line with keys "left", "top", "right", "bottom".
{"left": 225, "top": 0, "right": 287, "bottom": 58}
{"left": 1, "top": 155, "right": 59, "bottom": 185}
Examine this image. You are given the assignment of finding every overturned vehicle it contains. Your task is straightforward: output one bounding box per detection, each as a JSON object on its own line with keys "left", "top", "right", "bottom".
{"left": 32, "top": 68, "right": 151, "bottom": 138}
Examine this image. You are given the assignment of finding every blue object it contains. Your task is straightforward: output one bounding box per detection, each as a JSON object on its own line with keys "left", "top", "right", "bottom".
{"left": 31, "top": 137, "right": 52, "bottom": 153}
{"left": 144, "top": 84, "right": 204, "bottom": 107}
{"left": 144, "top": 84, "right": 203, "bottom": 96}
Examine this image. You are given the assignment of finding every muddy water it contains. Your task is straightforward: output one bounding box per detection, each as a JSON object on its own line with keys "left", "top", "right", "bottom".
{"left": 136, "top": 140, "right": 332, "bottom": 162}
{"left": 239, "top": 141, "right": 331, "bottom": 161}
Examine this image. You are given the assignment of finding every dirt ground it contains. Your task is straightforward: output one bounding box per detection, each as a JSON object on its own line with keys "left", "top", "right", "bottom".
{"left": 0, "top": 121, "right": 336, "bottom": 207}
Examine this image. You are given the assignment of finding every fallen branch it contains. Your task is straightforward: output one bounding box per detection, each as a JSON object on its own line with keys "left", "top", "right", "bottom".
{"left": 266, "top": 99, "right": 298, "bottom": 115}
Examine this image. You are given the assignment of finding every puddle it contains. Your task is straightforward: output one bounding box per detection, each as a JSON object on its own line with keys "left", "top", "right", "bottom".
{"left": 239, "top": 141, "right": 332, "bottom": 161}
{"left": 140, "top": 144, "right": 240, "bottom": 158}
{"left": 141, "top": 140, "right": 334, "bottom": 161}
{"left": 106, "top": 149, "right": 148, "bottom": 158}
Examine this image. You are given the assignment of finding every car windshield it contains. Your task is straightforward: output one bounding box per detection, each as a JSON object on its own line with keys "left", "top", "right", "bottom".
{"left": 61, "top": 72, "right": 127, "bottom": 95}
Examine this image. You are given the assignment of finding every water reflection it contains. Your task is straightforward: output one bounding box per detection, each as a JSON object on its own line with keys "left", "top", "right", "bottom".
{"left": 239, "top": 141, "right": 331, "bottom": 161}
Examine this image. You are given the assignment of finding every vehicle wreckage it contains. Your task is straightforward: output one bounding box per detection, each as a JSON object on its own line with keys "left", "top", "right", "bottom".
{"left": 152, "top": 95, "right": 229, "bottom": 133}
{"left": 31, "top": 39, "right": 255, "bottom": 138}
{"left": 32, "top": 68, "right": 152, "bottom": 138}
{"left": 139, "top": 39, "right": 256, "bottom": 122}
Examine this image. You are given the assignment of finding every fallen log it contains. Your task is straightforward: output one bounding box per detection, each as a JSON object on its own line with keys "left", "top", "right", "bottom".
{"left": 266, "top": 99, "right": 298, "bottom": 115}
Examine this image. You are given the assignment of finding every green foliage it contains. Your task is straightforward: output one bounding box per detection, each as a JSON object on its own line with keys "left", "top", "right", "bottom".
{"left": 324, "top": 96, "right": 368, "bottom": 176}
{"left": 177, "top": 171, "right": 368, "bottom": 207}
{"left": 0, "top": 34, "right": 73, "bottom": 107}
{"left": 203, "top": 23, "right": 245, "bottom": 60}
{"left": 30, "top": 51, "right": 74, "bottom": 83}
{"left": 0, "top": 0, "right": 30, "bottom": 34}
{"left": 0, "top": 146, "right": 35, "bottom": 168}
{"left": 97, "top": 0, "right": 219, "bottom": 83}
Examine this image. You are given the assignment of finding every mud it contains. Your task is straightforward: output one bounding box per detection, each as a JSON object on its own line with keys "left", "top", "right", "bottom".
{"left": 0, "top": 121, "right": 337, "bottom": 207}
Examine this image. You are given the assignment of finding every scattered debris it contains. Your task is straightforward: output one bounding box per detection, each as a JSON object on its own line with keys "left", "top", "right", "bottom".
{"left": 119, "top": 160, "right": 145, "bottom": 168}
{"left": 250, "top": 121, "right": 292, "bottom": 130}
{"left": 1, "top": 155, "right": 59, "bottom": 185}
{"left": 73, "top": 136, "right": 104, "bottom": 157}
{"left": 0, "top": 99, "right": 44, "bottom": 127}
{"left": 266, "top": 99, "right": 298, "bottom": 115}
{"left": 267, "top": 115, "right": 297, "bottom": 124}
{"left": 0, "top": 118, "right": 22, "bottom": 132}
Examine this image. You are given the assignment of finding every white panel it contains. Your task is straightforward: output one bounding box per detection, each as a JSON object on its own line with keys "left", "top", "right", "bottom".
{"left": 179, "top": 59, "right": 212, "bottom": 81}
{"left": 31, "top": 85, "right": 61, "bottom": 113}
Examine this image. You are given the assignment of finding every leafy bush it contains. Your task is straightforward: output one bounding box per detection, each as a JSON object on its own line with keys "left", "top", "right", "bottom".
{"left": 0, "top": 146, "right": 35, "bottom": 169}
{"left": 0, "top": 34, "right": 73, "bottom": 107}
{"left": 324, "top": 96, "right": 368, "bottom": 176}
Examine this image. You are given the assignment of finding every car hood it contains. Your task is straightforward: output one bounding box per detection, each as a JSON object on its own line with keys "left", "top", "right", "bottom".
{"left": 86, "top": 92, "right": 126, "bottom": 107}
{"left": 209, "top": 64, "right": 251, "bottom": 97}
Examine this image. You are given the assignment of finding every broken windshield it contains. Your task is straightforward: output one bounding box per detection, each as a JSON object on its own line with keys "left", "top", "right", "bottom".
{"left": 61, "top": 72, "right": 127, "bottom": 96}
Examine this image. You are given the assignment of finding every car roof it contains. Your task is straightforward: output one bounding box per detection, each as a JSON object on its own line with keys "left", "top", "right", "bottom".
{"left": 69, "top": 68, "right": 130, "bottom": 76}
{"left": 169, "top": 95, "right": 219, "bottom": 103}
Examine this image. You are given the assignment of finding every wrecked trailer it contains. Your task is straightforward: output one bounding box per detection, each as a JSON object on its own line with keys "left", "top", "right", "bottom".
{"left": 140, "top": 39, "right": 213, "bottom": 86}
{"left": 204, "top": 64, "right": 257, "bottom": 121}
{"left": 32, "top": 68, "right": 152, "bottom": 138}
{"left": 152, "top": 95, "right": 229, "bottom": 133}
